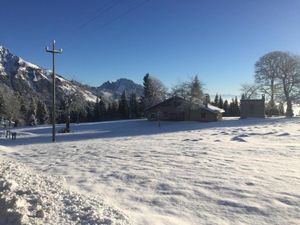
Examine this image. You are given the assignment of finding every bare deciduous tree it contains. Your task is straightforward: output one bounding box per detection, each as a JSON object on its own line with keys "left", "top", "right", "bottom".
{"left": 240, "top": 83, "right": 260, "bottom": 99}
{"left": 275, "top": 52, "right": 300, "bottom": 117}
{"left": 255, "top": 51, "right": 300, "bottom": 117}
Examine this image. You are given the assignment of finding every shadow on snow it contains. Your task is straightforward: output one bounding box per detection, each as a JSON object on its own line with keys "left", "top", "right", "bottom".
{"left": 0, "top": 117, "right": 298, "bottom": 147}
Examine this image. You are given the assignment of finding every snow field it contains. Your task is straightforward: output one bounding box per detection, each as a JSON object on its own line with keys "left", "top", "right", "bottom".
{"left": 1, "top": 117, "right": 300, "bottom": 224}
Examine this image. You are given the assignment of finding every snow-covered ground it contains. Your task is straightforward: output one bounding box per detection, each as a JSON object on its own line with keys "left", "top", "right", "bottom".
{"left": 0, "top": 159, "right": 130, "bottom": 225}
{"left": 0, "top": 117, "right": 300, "bottom": 224}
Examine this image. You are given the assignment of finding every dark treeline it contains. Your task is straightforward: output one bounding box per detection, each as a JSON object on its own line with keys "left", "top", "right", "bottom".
{"left": 0, "top": 73, "right": 244, "bottom": 127}
{"left": 209, "top": 94, "right": 240, "bottom": 117}
{"left": 56, "top": 90, "right": 145, "bottom": 125}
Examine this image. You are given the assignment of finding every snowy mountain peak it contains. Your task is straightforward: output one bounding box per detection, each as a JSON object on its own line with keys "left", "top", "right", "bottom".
{"left": 0, "top": 46, "right": 98, "bottom": 104}
{"left": 98, "top": 78, "right": 143, "bottom": 97}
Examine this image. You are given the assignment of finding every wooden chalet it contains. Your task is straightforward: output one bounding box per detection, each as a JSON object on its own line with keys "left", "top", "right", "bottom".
{"left": 145, "top": 96, "right": 224, "bottom": 122}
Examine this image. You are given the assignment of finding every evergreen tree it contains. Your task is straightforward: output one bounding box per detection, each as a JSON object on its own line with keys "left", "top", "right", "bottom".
{"left": 190, "top": 75, "right": 203, "bottom": 104}
{"left": 234, "top": 96, "right": 240, "bottom": 116}
{"left": 118, "top": 91, "right": 129, "bottom": 119}
{"left": 129, "top": 93, "right": 139, "bottom": 119}
{"left": 143, "top": 73, "right": 167, "bottom": 108}
{"left": 0, "top": 94, "right": 5, "bottom": 116}
{"left": 214, "top": 94, "right": 219, "bottom": 106}
{"left": 93, "top": 97, "right": 100, "bottom": 121}
{"left": 143, "top": 74, "right": 151, "bottom": 101}
{"left": 36, "top": 100, "right": 49, "bottom": 124}
{"left": 228, "top": 97, "right": 241, "bottom": 117}
{"left": 111, "top": 101, "right": 119, "bottom": 120}
{"left": 205, "top": 94, "right": 211, "bottom": 105}
{"left": 27, "top": 98, "right": 37, "bottom": 126}
{"left": 218, "top": 95, "right": 224, "bottom": 109}
{"left": 18, "top": 97, "right": 28, "bottom": 126}
{"left": 98, "top": 98, "right": 106, "bottom": 120}
{"left": 223, "top": 100, "right": 229, "bottom": 116}
{"left": 228, "top": 98, "right": 235, "bottom": 116}
{"left": 85, "top": 102, "right": 94, "bottom": 122}
{"left": 137, "top": 96, "right": 144, "bottom": 118}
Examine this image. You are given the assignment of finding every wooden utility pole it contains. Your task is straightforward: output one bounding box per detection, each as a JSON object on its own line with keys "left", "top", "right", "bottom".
{"left": 46, "top": 40, "right": 63, "bottom": 142}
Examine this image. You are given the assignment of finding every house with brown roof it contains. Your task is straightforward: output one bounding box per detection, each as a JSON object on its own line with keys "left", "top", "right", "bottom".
{"left": 145, "top": 96, "right": 224, "bottom": 122}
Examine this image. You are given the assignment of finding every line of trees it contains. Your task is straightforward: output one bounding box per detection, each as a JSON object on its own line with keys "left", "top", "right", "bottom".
{"left": 0, "top": 84, "right": 50, "bottom": 126}
{"left": 241, "top": 51, "right": 300, "bottom": 117}
{"left": 0, "top": 72, "right": 248, "bottom": 127}
{"left": 209, "top": 94, "right": 240, "bottom": 117}
{"left": 57, "top": 90, "right": 145, "bottom": 126}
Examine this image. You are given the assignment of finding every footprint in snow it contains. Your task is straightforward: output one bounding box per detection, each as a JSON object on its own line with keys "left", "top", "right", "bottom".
{"left": 231, "top": 136, "right": 247, "bottom": 142}
{"left": 277, "top": 132, "right": 290, "bottom": 136}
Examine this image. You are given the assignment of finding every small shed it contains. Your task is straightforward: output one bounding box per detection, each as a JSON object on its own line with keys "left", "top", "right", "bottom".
{"left": 240, "top": 96, "right": 265, "bottom": 118}
{"left": 145, "top": 96, "right": 224, "bottom": 122}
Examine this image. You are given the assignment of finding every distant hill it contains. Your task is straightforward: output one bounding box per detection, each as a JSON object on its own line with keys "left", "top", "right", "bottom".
{"left": 99, "top": 78, "right": 143, "bottom": 95}
{"left": 0, "top": 46, "right": 97, "bottom": 106}
{"left": 0, "top": 46, "right": 143, "bottom": 105}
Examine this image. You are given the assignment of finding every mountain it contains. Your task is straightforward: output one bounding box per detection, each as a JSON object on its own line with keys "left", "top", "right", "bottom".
{"left": 99, "top": 78, "right": 143, "bottom": 95}
{"left": 0, "top": 46, "right": 97, "bottom": 106}
{"left": 0, "top": 46, "right": 143, "bottom": 104}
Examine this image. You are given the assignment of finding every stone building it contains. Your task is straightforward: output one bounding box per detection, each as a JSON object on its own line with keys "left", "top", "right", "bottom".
{"left": 240, "top": 95, "right": 265, "bottom": 118}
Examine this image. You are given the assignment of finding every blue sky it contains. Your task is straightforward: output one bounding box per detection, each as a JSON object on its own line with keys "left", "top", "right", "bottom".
{"left": 2, "top": 0, "right": 300, "bottom": 97}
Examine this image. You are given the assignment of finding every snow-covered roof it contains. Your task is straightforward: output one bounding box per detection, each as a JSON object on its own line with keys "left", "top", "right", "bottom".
{"left": 205, "top": 103, "right": 225, "bottom": 113}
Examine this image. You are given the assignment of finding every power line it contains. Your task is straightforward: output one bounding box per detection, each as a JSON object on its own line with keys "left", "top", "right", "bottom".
{"left": 80, "top": 0, "right": 122, "bottom": 28}
{"left": 96, "top": 0, "right": 150, "bottom": 30}
{"left": 57, "top": 0, "right": 151, "bottom": 50}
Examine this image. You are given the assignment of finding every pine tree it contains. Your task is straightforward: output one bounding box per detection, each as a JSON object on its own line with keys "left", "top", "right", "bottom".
{"left": 143, "top": 74, "right": 151, "bottom": 101}
{"left": 228, "top": 98, "right": 235, "bottom": 116}
{"left": 206, "top": 94, "right": 211, "bottom": 104}
{"left": 191, "top": 75, "right": 203, "bottom": 104}
{"left": 18, "top": 97, "right": 27, "bottom": 126}
{"left": 0, "top": 94, "right": 5, "bottom": 116}
{"left": 85, "top": 103, "right": 94, "bottom": 122}
{"left": 36, "top": 101, "right": 49, "bottom": 125}
{"left": 223, "top": 100, "right": 229, "bottom": 116}
{"left": 27, "top": 98, "right": 37, "bottom": 126}
{"left": 218, "top": 95, "right": 224, "bottom": 109}
{"left": 93, "top": 97, "right": 101, "bottom": 121}
{"left": 118, "top": 91, "right": 129, "bottom": 119}
{"left": 129, "top": 93, "right": 139, "bottom": 119}
{"left": 214, "top": 94, "right": 219, "bottom": 106}
{"left": 234, "top": 96, "right": 240, "bottom": 116}
{"left": 111, "top": 101, "right": 119, "bottom": 120}
{"left": 98, "top": 99, "right": 106, "bottom": 120}
{"left": 137, "top": 96, "right": 144, "bottom": 118}
{"left": 143, "top": 73, "right": 167, "bottom": 108}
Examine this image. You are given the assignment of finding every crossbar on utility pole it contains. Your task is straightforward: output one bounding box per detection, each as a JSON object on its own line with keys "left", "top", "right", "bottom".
{"left": 46, "top": 40, "right": 62, "bottom": 142}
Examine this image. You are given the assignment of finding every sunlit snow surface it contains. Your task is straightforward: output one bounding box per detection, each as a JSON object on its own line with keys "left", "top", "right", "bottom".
{"left": 1, "top": 117, "right": 300, "bottom": 225}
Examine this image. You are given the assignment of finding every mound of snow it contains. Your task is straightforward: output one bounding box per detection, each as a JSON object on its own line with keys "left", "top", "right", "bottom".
{"left": 0, "top": 158, "right": 131, "bottom": 225}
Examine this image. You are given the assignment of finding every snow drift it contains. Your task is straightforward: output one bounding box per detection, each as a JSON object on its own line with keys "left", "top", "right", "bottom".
{"left": 0, "top": 158, "right": 131, "bottom": 225}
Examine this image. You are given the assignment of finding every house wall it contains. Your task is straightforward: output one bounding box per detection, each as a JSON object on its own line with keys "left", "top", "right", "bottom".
{"left": 190, "top": 109, "right": 219, "bottom": 122}
{"left": 145, "top": 97, "right": 222, "bottom": 122}
{"left": 145, "top": 105, "right": 186, "bottom": 121}
{"left": 240, "top": 100, "right": 265, "bottom": 118}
